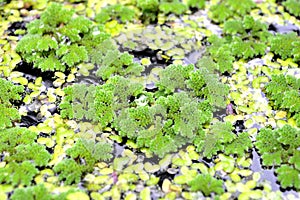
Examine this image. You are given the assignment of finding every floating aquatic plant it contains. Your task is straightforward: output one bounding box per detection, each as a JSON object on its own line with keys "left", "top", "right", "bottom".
{"left": 0, "top": 78, "right": 24, "bottom": 130}
{"left": 283, "top": 0, "right": 300, "bottom": 17}
{"left": 255, "top": 125, "right": 300, "bottom": 189}
{"left": 0, "top": 127, "right": 50, "bottom": 186}
{"left": 209, "top": 0, "right": 256, "bottom": 23}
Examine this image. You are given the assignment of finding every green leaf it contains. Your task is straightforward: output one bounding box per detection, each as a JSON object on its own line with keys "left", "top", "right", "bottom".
{"left": 40, "top": 3, "right": 74, "bottom": 27}
{"left": 8, "top": 143, "right": 51, "bottom": 167}
{"left": 269, "top": 32, "right": 300, "bottom": 60}
{"left": 283, "top": 0, "right": 300, "bottom": 17}
{"left": 0, "top": 161, "right": 38, "bottom": 186}
{"left": 276, "top": 165, "right": 300, "bottom": 189}
{"left": 11, "top": 184, "right": 52, "bottom": 200}
{"left": 225, "top": 132, "right": 253, "bottom": 156}
{"left": 60, "top": 84, "right": 97, "bottom": 122}
{"left": 0, "top": 127, "right": 37, "bottom": 153}
{"left": 53, "top": 158, "right": 83, "bottom": 185}
{"left": 289, "top": 151, "right": 300, "bottom": 170}
{"left": 188, "top": 174, "right": 224, "bottom": 196}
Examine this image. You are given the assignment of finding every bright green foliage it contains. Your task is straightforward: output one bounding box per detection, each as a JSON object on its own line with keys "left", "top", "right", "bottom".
{"left": 265, "top": 74, "right": 300, "bottom": 114}
{"left": 53, "top": 158, "right": 83, "bottom": 185}
{"left": 209, "top": 0, "right": 256, "bottom": 23}
{"left": 188, "top": 174, "right": 224, "bottom": 196}
{"left": 276, "top": 165, "right": 300, "bottom": 189}
{"left": 136, "top": 0, "right": 159, "bottom": 23}
{"left": 0, "top": 161, "right": 38, "bottom": 186}
{"left": 269, "top": 32, "right": 300, "bottom": 61}
{"left": 66, "top": 139, "right": 113, "bottom": 170}
{"left": 8, "top": 143, "right": 51, "bottom": 166}
{"left": 225, "top": 132, "right": 253, "bottom": 156}
{"left": 156, "top": 64, "right": 194, "bottom": 94}
{"left": 197, "top": 121, "right": 235, "bottom": 158}
{"left": 209, "top": 16, "right": 269, "bottom": 61}
{"left": 289, "top": 150, "right": 300, "bottom": 170}
{"left": 187, "top": 0, "right": 205, "bottom": 9}
{"left": 96, "top": 52, "right": 144, "bottom": 80}
{"left": 95, "top": 75, "right": 144, "bottom": 127}
{"left": 206, "top": 35, "right": 235, "bottom": 73}
{"left": 283, "top": 0, "right": 300, "bottom": 17}
{"left": 157, "top": 64, "right": 229, "bottom": 108}
{"left": 0, "top": 78, "right": 24, "bottom": 129}
{"left": 60, "top": 84, "right": 97, "bottom": 122}
{"left": 0, "top": 105, "right": 21, "bottom": 130}
{"left": 230, "top": 37, "right": 266, "bottom": 59}
{"left": 95, "top": 4, "right": 136, "bottom": 23}
{"left": 11, "top": 184, "right": 77, "bottom": 200}
{"left": 11, "top": 184, "right": 52, "bottom": 200}
{"left": 0, "top": 127, "right": 37, "bottom": 154}
{"left": 16, "top": 3, "right": 106, "bottom": 71}
{"left": 255, "top": 125, "right": 300, "bottom": 167}
{"left": 136, "top": 0, "right": 193, "bottom": 24}
{"left": 54, "top": 138, "right": 112, "bottom": 184}
{"left": 0, "top": 127, "right": 50, "bottom": 186}
{"left": 159, "top": 1, "right": 187, "bottom": 15}
{"left": 194, "top": 121, "right": 252, "bottom": 158}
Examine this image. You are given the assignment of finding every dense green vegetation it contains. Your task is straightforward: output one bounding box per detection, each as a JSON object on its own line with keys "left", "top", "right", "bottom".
{"left": 1, "top": 0, "right": 300, "bottom": 199}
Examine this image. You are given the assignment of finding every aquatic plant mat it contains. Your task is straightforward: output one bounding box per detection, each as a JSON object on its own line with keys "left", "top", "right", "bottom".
{"left": 0, "top": 0, "right": 300, "bottom": 199}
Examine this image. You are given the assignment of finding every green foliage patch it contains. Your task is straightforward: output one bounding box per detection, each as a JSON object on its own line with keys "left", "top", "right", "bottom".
{"left": 0, "top": 78, "right": 24, "bottom": 130}
{"left": 255, "top": 125, "right": 300, "bottom": 189}
{"left": 209, "top": 0, "right": 256, "bottom": 23}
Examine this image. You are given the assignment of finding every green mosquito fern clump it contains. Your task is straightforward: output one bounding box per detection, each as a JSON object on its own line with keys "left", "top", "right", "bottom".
{"left": 95, "top": 4, "right": 136, "bottom": 24}
{"left": 283, "top": 0, "right": 300, "bottom": 17}
{"left": 60, "top": 63, "right": 230, "bottom": 157}
{"left": 206, "top": 16, "right": 270, "bottom": 72}
{"left": 269, "top": 32, "right": 300, "bottom": 61}
{"left": 16, "top": 3, "right": 110, "bottom": 72}
{"left": 223, "top": 16, "right": 270, "bottom": 59}
{"left": 11, "top": 184, "right": 77, "bottom": 200}
{"left": 255, "top": 125, "right": 300, "bottom": 189}
{"left": 194, "top": 121, "right": 253, "bottom": 158}
{"left": 265, "top": 74, "right": 300, "bottom": 126}
{"left": 136, "top": 0, "right": 205, "bottom": 24}
{"left": 53, "top": 138, "right": 112, "bottom": 184}
{"left": 265, "top": 74, "right": 300, "bottom": 113}
{"left": 0, "top": 127, "right": 51, "bottom": 186}
{"left": 188, "top": 174, "right": 224, "bottom": 196}
{"left": 0, "top": 78, "right": 24, "bottom": 130}
{"left": 209, "top": 0, "right": 256, "bottom": 23}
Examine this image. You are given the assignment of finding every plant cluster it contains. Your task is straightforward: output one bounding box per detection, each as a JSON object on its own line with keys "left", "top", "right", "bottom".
{"left": 269, "top": 32, "right": 300, "bottom": 62}
{"left": 0, "top": 78, "right": 24, "bottom": 130}
{"left": 58, "top": 62, "right": 255, "bottom": 158}
{"left": 53, "top": 138, "right": 113, "bottom": 184}
{"left": 209, "top": 0, "right": 256, "bottom": 23}
{"left": 255, "top": 125, "right": 300, "bottom": 189}
{"left": 136, "top": 0, "right": 205, "bottom": 24}
{"left": 188, "top": 174, "right": 224, "bottom": 196}
{"left": 0, "top": 127, "right": 51, "bottom": 186}
{"left": 16, "top": 3, "right": 111, "bottom": 72}
{"left": 282, "top": 0, "right": 300, "bottom": 17}
{"left": 95, "top": 4, "right": 136, "bottom": 24}
{"left": 194, "top": 121, "right": 253, "bottom": 158}
{"left": 265, "top": 74, "right": 300, "bottom": 126}
{"left": 205, "top": 16, "right": 270, "bottom": 73}
{"left": 11, "top": 184, "right": 77, "bottom": 200}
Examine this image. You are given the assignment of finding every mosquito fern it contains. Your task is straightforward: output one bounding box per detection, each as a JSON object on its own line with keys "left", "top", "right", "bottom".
{"left": 16, "top": 3, "right": 108, "bottom": 72}
{"left": 283, "top": 0, "right": 300, "bottom": 17}
{"left": 95, "top": 4, "right": 136, "bottom": 24}
{"left": 269, "top": 32, "right": 300, "bottom": 61}
{"left": 188, "top": 174, "right": 224, "bottom": 196}
{"left": 209, "top": 0, "right": 256, "bottom": 23}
